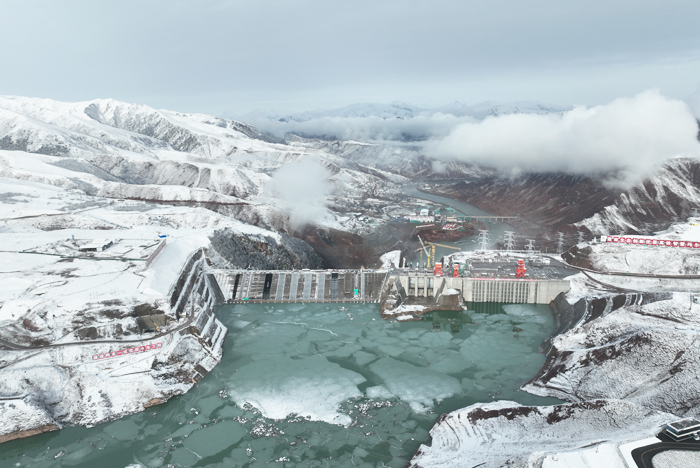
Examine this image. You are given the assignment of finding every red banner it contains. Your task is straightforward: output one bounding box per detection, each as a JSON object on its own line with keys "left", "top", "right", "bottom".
{"left": 602, "top": 236, "right": 700, "bottom": 249}
{"left": 92, "top": 342, "right": 162, "bottom": 361}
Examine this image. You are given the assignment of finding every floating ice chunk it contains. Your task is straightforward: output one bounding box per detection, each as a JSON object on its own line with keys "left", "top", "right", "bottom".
{"left": 369, "top": 357, "right": 461, "bottom": 412}
{"left": 195, "top": 394, "right": 225, "bottom": 419}
{"left": 183, "top": 421, "right": 245, "bottom": 457}
{"left": 419, "top": 331, "right": 453, "bottom": 347}
{"left": 233, "top": 323, "right": 306, "bottom": 356}
{"left": 395, "top": 315, "right": 418, "bottom": 321}
{"left": 169, "top": 447, "right": 199, "bottom": 466}
{"left": 103, "top": 419, "right": 140, "bottom": 441}
{"left": 353, "top": 350, "right": 378, "bottom": 366}
{"left": 366, "top": 385, "right": 394, "bottom": 399}
{"left": 231, "top": 320, "right": 251, "bottom": 329}
{"left": 399, "top": 328, "right": 428, "bottom": 340}
{"left": 216, "top": 404, "right": 244, "bottom": 419}
{"left": 502, "top": 304, "right": 542, "bottom": 317}
{"left": 324, "top": 342, "right": 362, "bottom": 358}
{"left": 60, "top": 446, "right": 93, "bottom": 465}
{"left": 460, "top": 329, "right": 532, "bottom": 370}
{"left": 168, "top": 423, "right": 201, "bottom": 439}
{"left": 378, "top": 344, "right": 404, "bottom": 357}
{"left": 228, "top": 355, "right": 365, "bottom": 426}
{"left": 283, "top": 338, "right": 313, "bottom": 356}
{"left": 428, "top": 350, "right": 472, "bottom": 374}
{"left": 306, "top": 328, "right": 334, "bottom": 342}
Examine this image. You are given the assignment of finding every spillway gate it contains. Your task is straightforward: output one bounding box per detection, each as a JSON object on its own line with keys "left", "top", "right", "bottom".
{"left": 211, "top": 269, "right": 388, "bottom": 303}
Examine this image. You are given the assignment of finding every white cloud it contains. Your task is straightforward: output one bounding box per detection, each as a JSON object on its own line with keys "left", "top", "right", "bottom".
{"left": 264, "top": 159, "right": 333, "bottom": 229}
{"left": 688, "top": 83, "right": 700, "bottom": 119}
{"left": 428, "top": 90, "right": 700, "bottom": 186}
{"left": 245, "top": 113, "right": 473, "bottom": 142}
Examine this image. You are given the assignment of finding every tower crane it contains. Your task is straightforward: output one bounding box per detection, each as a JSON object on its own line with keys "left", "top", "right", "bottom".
{"left": 415, "top": 236, "right": 461, "bottom": 269}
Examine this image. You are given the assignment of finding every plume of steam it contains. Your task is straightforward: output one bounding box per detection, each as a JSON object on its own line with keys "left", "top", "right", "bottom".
{"left": 265, "top": 159, "right": 333, "bottom": 229}
{"left": 428, "top": 90, "right": 700, "bottom": 187}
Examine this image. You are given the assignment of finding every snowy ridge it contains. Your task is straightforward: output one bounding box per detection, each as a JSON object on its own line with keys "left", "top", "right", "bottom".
{"left": 0, "top": 95, "right": 411, "bottom": 233}
{"left": 410, "top": 399, "right": 671, "bottom": 468}
{"left": 578, "top": 158, "right": 700, "bottom": 235}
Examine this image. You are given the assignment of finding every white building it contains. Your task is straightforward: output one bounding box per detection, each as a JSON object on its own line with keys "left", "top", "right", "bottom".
{"left": 79, "top": 239, "right": 114, "bottom": 252}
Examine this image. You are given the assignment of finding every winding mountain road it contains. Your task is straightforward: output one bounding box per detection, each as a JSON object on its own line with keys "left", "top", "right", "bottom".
{"left": 0, "top": 314, "right": 194, "bottom": 351}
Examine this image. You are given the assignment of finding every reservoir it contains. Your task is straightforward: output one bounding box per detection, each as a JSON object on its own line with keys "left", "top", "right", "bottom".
{"left": 0, "top": 302, "right": 560, "bottom": 467}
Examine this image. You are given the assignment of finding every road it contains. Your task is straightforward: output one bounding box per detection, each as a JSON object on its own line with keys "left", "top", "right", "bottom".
{"left": 0, "top": 314, "right": 194, "bottom": 351}
{"left": 631, "top": 441, "right": 700, "bottom": 468}
{"left": 553, "top": 257, "right": 700, "bottom": 279}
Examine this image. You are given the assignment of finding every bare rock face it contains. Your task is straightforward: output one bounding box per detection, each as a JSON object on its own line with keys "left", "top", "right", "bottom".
{"left": 579, "top": 158, "right": 700, "bottom": 235}
{"left": 427, "top": 173, "right": 620, "bottom": 230}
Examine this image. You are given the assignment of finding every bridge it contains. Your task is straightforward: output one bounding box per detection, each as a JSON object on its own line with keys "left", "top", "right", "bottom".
{"left": 464, "top": 215, "right": 519, "bottom": 223}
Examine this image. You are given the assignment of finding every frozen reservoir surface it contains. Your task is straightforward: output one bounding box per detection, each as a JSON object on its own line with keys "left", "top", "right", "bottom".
{"left": 0, "top": 302, "right": 561, "bottom": 467}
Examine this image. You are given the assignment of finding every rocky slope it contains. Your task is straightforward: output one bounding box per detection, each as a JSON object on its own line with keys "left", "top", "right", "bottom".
{"left": 578, "top": 157, "right": 700, "bottom": 235}
{"left": 426, "top": 173, "right": 621, "bottom": 229}
{"left": 425, "top": 157, "right": 700, "bottom": 253}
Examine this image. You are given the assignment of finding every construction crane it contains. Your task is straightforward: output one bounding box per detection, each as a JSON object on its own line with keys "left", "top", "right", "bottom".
{"left": 415, "top": 236, "right": 461, "bottom": 269}
{"left": 416, "top": 235, "right": 431, "bottom": 268}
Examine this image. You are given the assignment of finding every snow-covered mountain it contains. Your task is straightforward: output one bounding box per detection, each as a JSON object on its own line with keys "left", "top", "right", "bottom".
{"left": 229, "top": 100, "right": 573, "bottom": 142}
{"left": 577, "top": 158, "right": 700, "bottom": 235}
{"left": 0, "top": 96, "right": 413, "bottom": 235}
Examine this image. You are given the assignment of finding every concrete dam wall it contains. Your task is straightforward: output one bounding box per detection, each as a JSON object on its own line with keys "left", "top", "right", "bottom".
{"left": 210, "top": 269, "right": 570, "bottom": 306}
{"left": 398, "top": 274, "right": 570, "bottom": 304}
{"left": 211, "top": 269, "right": 388, "bottom": 303}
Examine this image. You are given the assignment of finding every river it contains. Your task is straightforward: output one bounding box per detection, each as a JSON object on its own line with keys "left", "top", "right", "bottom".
{"left": 402, "top": 183, "right": 513, "bottom": 265}
{"left": 0, "top": 302, "right": 560, "bottom": 468}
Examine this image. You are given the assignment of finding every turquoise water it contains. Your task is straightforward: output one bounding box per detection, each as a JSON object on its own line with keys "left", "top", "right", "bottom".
{"left": 0, "top": 302, "right": 560, "bottom": 467}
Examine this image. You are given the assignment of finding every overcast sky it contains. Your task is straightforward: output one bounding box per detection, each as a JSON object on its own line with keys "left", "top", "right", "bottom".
{"left": 1, "top": 0, "right": 699, "bottom": 115}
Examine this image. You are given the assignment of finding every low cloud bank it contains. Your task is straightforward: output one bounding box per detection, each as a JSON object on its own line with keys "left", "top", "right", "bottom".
{"left": 265, "top": 159, "right": 333, "bottom": 229}
{"left": 246, "top": 113, "right": 474, "bottom": 142}
{"left": 235, "top": 101, "right": 571, "bottom": 143}
{"left": 429, "top": 90, "right": 700, "bottom": 186}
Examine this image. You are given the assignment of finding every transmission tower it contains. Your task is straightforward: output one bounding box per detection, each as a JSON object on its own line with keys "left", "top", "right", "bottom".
{"left": 556, "top": 232, "right": 565, "bottom": 254}
{"left": 478, "top": 230, "right": 490, "bottom": 251}
{"left": 503, "top": 231, "right": 516, "bottom": 251}
{"left": 525, "top": 239, "right": 536, "bottom": 254}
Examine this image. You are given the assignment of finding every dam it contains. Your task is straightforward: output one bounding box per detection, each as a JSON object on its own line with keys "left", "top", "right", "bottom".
{"left": 210, "top": 259, "right": 573, "bottom": 306}
{"left": 211, "top": 269, "right": 389, "bottom": 303}
{"left": 396, "top": 274, "right": 570, "bottom": 304}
